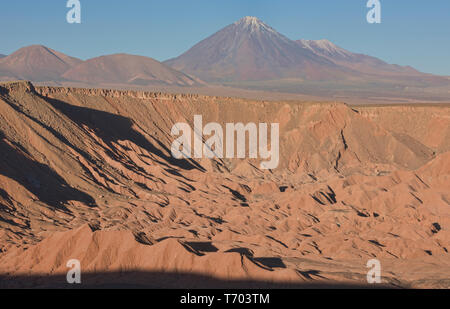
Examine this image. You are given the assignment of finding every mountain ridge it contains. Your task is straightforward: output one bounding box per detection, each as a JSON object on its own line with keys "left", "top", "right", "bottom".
{"left": 164, "top": 16, "right": 344, "bottom": 82}
{"left": 62, "top": 53, "right": 202, "bottom": 87}
{"left": 0, "top": 46, "right": 202, "bottom": 87}
{"left": 164, "top": 16, "right": 427, "bottom": 82}
{"left": 1, "top": 17, "right": 449, "bottom": 101}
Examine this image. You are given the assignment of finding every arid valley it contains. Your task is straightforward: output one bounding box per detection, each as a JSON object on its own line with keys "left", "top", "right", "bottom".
{"left": 1, "top": 10, "right": 450, "bottom": 290}
{"left": 0, "top": 80, "right": 449, "bottom": 288}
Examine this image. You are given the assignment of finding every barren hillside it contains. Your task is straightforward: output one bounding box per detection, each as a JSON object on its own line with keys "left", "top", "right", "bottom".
{"left": 0, "top": 81, "right": 449, "bottom": 288}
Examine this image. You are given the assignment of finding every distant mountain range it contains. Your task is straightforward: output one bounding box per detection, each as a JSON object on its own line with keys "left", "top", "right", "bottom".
{"left": 0, "top": 46, "right": 201, "bottom": 87}
{"left": 295, "top": 39, "right": 419, "bottom": 76}
{"left": 1, "top": 16, "right": 449, "bottom": 101}
{"left": 165, "top": 17, "right": 446, "bottom": 87}
{"left": 62, "top": 54, "right": 200, "bottom": 86}
{"left": 165, "top": 16, "right": 344, "bottom": 82}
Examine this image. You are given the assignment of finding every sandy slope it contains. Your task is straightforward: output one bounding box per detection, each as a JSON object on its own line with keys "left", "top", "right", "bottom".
{"left": 0, "top": 81, "right": 449, "bottom": 288}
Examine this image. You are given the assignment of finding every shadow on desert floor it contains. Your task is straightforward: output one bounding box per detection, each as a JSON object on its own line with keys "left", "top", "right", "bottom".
{"left": 0, "top": 271, "right": 395, "bottom": 289}
{"left": 0, "top": 131, "right": 96, "bottom": 210}
{"left": 39, "top": 93, "right": 205, "bottom": 172}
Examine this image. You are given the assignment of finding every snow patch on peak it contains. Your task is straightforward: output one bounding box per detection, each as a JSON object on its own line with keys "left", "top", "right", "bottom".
{"left": 298, "top": 39, "right": 353, "bottom": 58}
{"left": 239, "top": 16, "right": 260, "bottom": 25}
{"left": 234, "top": 16, "right": 276, "bottom": 34}
{"left": 315, "top": 39, "right": 334, "bottom": 47}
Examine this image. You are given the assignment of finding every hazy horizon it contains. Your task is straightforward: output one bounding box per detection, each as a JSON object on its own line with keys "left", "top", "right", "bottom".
{"left": 1, "top": 1, "right": 450, "bottom": 76}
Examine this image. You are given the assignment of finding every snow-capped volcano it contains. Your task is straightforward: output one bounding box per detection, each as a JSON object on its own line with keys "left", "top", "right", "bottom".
{"left": 165, "top": 16, "right": 338, "bottom": 82}
{"left": 165, "top": 16, "right": 427, "bottom": 84}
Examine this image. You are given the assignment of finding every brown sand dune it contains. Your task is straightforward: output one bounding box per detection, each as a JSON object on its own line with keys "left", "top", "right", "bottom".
{"left": 0, "top": 81, "right": 449, "bottom": 288}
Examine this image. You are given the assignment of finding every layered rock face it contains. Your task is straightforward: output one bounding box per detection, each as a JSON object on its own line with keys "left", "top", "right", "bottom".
{"left": 0, "top": 81, "right": 449, "bottom": 288}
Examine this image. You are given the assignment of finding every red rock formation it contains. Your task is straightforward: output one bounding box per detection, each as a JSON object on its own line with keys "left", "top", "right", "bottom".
{"left": 0, "top": 81, "right": 449, "bottom": 288}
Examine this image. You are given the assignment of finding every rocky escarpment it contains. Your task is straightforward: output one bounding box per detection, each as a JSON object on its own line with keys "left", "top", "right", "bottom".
{"left": 0, "top": 81, "right": 449, "bottom": 288}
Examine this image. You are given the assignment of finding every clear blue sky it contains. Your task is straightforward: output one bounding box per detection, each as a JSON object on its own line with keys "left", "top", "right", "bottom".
{"left": 1, "top": 0, "right": 449, "bottom": 75}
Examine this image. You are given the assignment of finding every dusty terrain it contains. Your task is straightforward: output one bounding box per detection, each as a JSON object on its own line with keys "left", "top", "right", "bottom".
{"left": 0, "top": 81, "right": 449, "bottom": 288}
